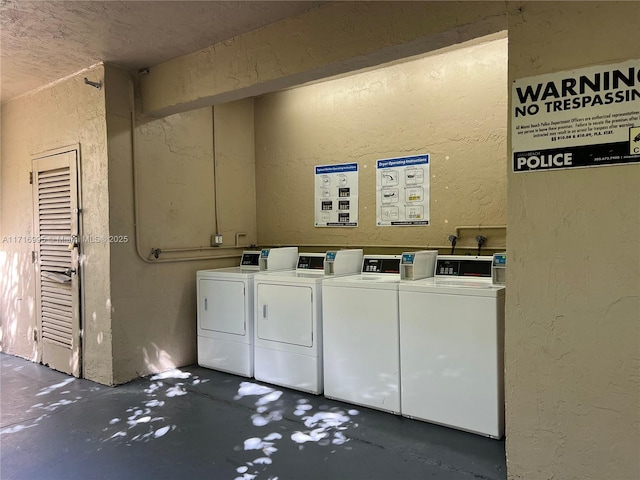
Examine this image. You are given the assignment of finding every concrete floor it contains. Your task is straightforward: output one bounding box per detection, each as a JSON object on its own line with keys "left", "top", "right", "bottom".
{"left": 1, "top": 353, "right": 506, "bottom": 480}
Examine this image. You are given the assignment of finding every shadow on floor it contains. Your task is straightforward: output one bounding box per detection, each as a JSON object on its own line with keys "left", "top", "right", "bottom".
{"left": 0, "top": 353, "right": 506, "bottom": 480}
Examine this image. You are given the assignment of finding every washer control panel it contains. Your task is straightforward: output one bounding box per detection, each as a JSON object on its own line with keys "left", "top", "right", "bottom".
{"left": 297, "top": 254, "right": 325, "bottom": 270}
{"left": 435, "top": 256, "right": 492, "bottom": 278}
{"left": 362, "top": 257, "right": 401, "bottom": 274}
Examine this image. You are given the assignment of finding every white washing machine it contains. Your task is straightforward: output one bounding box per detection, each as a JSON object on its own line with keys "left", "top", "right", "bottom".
{"left": 196, "top": 247, "right": 298, "bottom": 377}
{"left": 321, "top": 252, "right": 437, "bottom": 414}
{"left": 253, "top": 250, "right": 363, "bottom": 394}
{"left": 399, "top": 255, "right": 506, "bottom": 438}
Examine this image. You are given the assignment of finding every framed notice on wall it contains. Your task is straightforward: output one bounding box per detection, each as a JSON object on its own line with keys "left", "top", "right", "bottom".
{"left": 314, "top": 163, "right": 358, "bottom": 227}
{"left": 376, "top": 154, "right": 430, "bottom": 226}
{"left": 512, "top": 59, "right": 640, "bottom": 172}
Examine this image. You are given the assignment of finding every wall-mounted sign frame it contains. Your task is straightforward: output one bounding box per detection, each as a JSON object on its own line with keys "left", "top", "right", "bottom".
{"left": 376, "top": 154, "right": 430, "bottom": 226}
{"left": 314, "top": 163, "right": 358, "bottom": 227}
{"left": 512, "top": 59, "right": 640, "bottom": 173}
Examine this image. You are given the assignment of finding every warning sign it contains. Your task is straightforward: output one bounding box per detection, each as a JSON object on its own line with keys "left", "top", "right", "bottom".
{"left": 512, "top": 59, "right": 640, "bottom": 172}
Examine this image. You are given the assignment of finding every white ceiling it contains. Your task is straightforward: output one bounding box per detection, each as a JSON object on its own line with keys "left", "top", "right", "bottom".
{"left": 0, "top": 0, "right": 325, "bottom": 103}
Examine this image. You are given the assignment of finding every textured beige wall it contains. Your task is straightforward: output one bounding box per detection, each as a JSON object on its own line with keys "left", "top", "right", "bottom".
{"left": 140, "top": 1, "right": 508, "bottom": 118}
{"left": 255, "top": 37, "right": 507, "bottom": 251}
{"left": 135, "top": 108, "right": 217, "bottom": 249}
{"left": 0, "top": 65, "right": 114, "bottom": 385}
{"left": 213, "top": 100, "right": 258, "bottom": 246}
{"left": 506, "top": 2, "right": 640, "bottom": 480}
{"left": 105, "top": 65, "right": 257, "bottom": 384}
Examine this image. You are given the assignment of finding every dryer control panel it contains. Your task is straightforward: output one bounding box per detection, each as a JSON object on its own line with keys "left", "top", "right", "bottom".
{"left": 240, "top": 251, "right": 261, "bottom": 269}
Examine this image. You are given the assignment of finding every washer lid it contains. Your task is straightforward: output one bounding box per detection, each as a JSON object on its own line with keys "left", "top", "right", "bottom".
{"left": 323, "top": 274, "right": 401, "bottom": 290}
{"left": 400, "top": 277, "right": 504, "bottom": 296}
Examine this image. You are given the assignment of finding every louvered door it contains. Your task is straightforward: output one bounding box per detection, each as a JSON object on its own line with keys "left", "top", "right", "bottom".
{"left": 32, "top": 149, "right": 81, "bottom": 377}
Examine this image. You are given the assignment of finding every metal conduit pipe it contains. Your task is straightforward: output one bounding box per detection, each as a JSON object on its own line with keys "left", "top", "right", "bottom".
{"left": 158, "top": 245, "right": 250, "bottom": 253}
{"left": 128, "top": 78, "right": 244, "bottom": 264}
{"left": 158, "top": 233, "right": 252, "bottom": 253}
{"left": 135, "top": 253, "right": 242, "bottom": 264}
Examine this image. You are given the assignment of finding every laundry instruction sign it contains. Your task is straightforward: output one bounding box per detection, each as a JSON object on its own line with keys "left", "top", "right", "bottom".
{"left": 512, "top": 59, "right": 640, "bottom": 172}
{"left": 314, "top": 163, "right": 359, "bottom": 227}
{"left": 376, "top": 154, "right": 430, "bottom": 226}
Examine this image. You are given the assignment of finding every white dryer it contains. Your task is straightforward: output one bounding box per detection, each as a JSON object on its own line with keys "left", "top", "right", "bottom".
{"left": 196, "top": 247, "right": 298, "bottom": 377}
{"left": 399, "top": 255, "right": 506, "bottom": 438}
{"left": 197, "top": 251, "right": 261, "bottom": 377}
{"left": 253, "top": 250, "right": 363, "bottom": 394}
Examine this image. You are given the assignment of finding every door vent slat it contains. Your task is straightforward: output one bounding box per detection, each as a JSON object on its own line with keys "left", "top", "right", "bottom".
{"left": 37, "top": 165, "right": 74, "bottom": 350}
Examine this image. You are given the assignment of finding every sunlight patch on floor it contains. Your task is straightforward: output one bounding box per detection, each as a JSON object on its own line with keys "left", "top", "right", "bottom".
{"left": 233, "top": 381, "right": 360, "bottom": 480}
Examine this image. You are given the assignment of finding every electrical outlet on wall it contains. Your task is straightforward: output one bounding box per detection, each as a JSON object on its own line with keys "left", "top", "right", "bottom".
{"left": 211, "top": 234, "right": 223, "bottom": 246}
